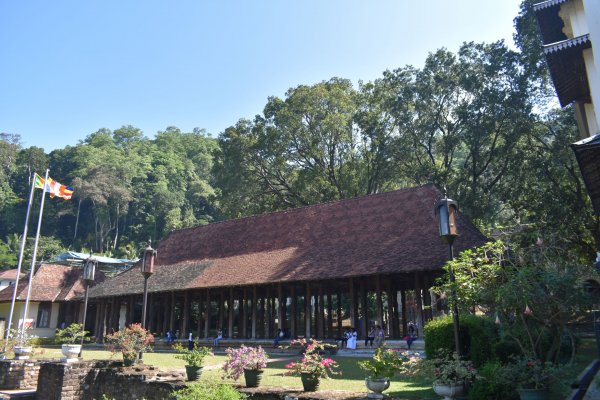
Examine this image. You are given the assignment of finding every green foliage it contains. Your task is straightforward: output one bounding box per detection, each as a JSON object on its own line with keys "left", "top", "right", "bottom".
{"left": 424, "top": 314, "right": 498, "bottom": 367}
{"left": 172, "top": 381, "right": 246, "bottom": 400}
{"left": 0, "top": 239, "right": 17, "bottom": 269}
{"left": 467, "top": 361, "right": 519, "bottom": 400}
{"left": 55, "top": 323, "right": 88, "bottom": 344}
{"left": 358, "top": 348, "right": 410, "bottom": 379}
{"left": 172, "top": 341, "right": 211, "bottom": 367}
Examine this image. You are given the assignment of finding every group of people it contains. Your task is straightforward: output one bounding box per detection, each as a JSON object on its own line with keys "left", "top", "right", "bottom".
{"left": 364, "top": 325, "right": 386, "bottom": 348}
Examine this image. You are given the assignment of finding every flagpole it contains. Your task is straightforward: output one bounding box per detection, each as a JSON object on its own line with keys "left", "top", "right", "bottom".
{"left": 2, "top": 173, "right": 36, "bottom": 355}
{"left": 20, "top": 169, "right": 49, "bottom": 339}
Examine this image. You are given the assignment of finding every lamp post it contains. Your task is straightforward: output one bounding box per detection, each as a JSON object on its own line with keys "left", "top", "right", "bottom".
{"left": 139, "top": 241, "right": 156, "bottom": 361}
{"left": 79, "top": 253, "right": 97, "bottom": 358}
{"left": 435, "top": 195, "right": 461, "bottom": 356}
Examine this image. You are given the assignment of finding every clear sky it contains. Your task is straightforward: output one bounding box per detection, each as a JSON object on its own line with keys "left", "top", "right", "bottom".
{"left": 0, "top": 0, "right": 522, "bottom": 152}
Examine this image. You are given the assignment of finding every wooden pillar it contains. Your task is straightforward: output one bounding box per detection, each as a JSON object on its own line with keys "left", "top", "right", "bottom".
{"left": 376, "top": 274, "right": 383, "bottom": 328}
{"left": 148, "top": 294, "right": 156, "bottom": 332}
{"left": 182, "top": 291, "right": 189, "bottom": 337}
{"left": 251, "top": 286, "right": 258, "bottom": 339}
{"left": 326, "top": 293, "right": 333, "bottom": 338}
{"left": 423, "top": 274, "right": 435, "bottom": 320}
{"left": 241, "top": 288, "right": 248, "bottom": 339}
{"left": 155, "top": 296, "right": 163, "bottom": 333}
{"left": 336, "top": 291, "right": 342, "bottom": 336}
{"left": 392, "top": 285, "right": 400, "bottom": 338}
{"left": 317, "top": 286, "right": 324, "bottom": 338}
{"left": 169, "top": 292, "right": 175, "bottom": 332}
{"left": 196, "top": 292, "right": 203, "bottom": 338}
{"left": 228, "top": 287, "right": 234, "bottom": 338}
{"left": 277, "top": 283, "right": 284, "bottom": 331}
{"left": 162, "top": 294, "right": 169, "bottom": 334}
{"left": 359, "top": 279, "right": 368, "bottom": 338}
{"left": 414, "top": 272, "right": 424, "bottom": 338}
{"left": 265, "top": 286, "right": 271, "bottom": 340}
{"left": 386, "top": 280, "right": 395, "bottom": 338}
{"left": 219, "top": 290, "right": 225, "bottom": 332}
{"left": 204, "top": 289, "right": 211, "bottom": 338}
{"left": 109, "top": 297, "right": 118, "bottom": 333}
{"left": 400, "top": 289, "right": 408, "bottom": 336}
{"left": 348, "top": 278, "right": 356, "bottom": 328}
{"left": 290, "top": 285, "right": 297, "bottom": 338}
{"left": 93, "top": 301, "right": 102, "bottom": 340}
{"left": 305, "top": 282, "right": 311, "bottom": 338}
{"left": 126, "top": 295, "right": 134, "bottom": 326}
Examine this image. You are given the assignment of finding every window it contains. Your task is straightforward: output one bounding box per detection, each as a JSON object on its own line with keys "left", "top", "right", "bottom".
{"left": 36, "top": 302, "right": 52, "bottom": 328}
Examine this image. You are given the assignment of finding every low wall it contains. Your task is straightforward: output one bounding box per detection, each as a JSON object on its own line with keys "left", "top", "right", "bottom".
{"left": 0, "top": 359, "right": 44, "bottom": 390}
{"left": 36, "top": 361, "right": 186, "bottom": 400}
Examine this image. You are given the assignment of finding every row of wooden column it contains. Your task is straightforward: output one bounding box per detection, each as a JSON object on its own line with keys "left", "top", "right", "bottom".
{"left": 90, "top": 271, "right": 439, "bottom": 342}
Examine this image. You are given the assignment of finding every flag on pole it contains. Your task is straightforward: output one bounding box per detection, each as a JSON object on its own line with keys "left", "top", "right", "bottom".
{"left": 33, "top": 173, "right": 74, "bottom": 200}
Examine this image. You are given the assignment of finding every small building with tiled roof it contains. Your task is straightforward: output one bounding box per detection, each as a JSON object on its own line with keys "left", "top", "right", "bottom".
{"left": 88, "top": 184, "right": 486, "bottom": 342}
{"left": 0, "top": 264, "right": 105, "bottom": 338}
{"left": 0, "top": 269, "right": 25, "bottom": 292}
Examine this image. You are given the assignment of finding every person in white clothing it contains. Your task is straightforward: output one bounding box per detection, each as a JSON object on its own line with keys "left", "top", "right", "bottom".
{"left": 346, "top": 328, "right": 357, "bottom": 349}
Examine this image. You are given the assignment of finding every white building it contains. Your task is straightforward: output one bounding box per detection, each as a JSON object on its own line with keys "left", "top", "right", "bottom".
{"left": 0, "top": 269, "right": 24, "bottom": 292}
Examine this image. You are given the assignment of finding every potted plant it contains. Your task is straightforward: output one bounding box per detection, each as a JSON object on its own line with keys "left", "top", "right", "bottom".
{"left": 104, "top": 323, "right": 154, "bottom": 366}
{"left": 10, "top": 328, "right": 37, "bottom": 360}
{"left": 505, "top": 357, "right": 560, "bottom": 400}
{"left": 222, "top": 345, "right": 269, "bottom": 387}
{"left": 55, "top": 322, "right": 88, "bottom": 362}
{"left": 358, "top": 348, "right": 410, "bottom": 397}
{"left": 284, "top": 338, "right": 340, "bottom": 392}
{"left": 431, "top": 352, "right": 478, "bottom": 400}
{"left": 173, "top": 340, "right": 212, "bottom": 381}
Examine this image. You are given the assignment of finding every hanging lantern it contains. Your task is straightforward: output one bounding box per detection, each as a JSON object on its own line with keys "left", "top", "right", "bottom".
{"left": 435, "top": 197, "right": 459, "bottom": 244}
{"left": 141, "top": 241, "right": 157, "bottom": 278}
{"left": 495, "top": 314, "right": 501, "bottom": 325}
{"left": 524, "top": 304, "right": 533, "bottom": 316}
{"left": 83, "top": 255, "right": 97, "bottom": 284}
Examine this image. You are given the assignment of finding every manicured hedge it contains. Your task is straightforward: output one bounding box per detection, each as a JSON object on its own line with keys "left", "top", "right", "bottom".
{"left": 424, "top": 314, "right": 498, "bottom": 367}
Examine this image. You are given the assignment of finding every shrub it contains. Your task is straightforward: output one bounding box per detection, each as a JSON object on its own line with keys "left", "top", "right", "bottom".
{"left": 55, "top": 323, "right": 88, "bottom": 344}
{"left": 172, "top": 381, "right": 246, "bottom": 400}
{"left": 358, "top": 348, "right": 410, "bottom": 379}
{"left": 172, "top": 341, "right": 211, "bottom": 367}
{"left": 467, "top": 361, "right": 518, "bottom": 400}
{"left": 424, "top": 314, "right": 498, "bottom": 367}
{"left": 104, "top": 323, "right": 154, "bottom": 359}
{"left": 222, "top": 345, "right": 268, "bottom": 381}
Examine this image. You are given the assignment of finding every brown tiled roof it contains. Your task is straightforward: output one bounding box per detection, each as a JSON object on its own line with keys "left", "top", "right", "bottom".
{"left": 89, "top": 185, "right": 487, "bottom": 298}
{"left": 0, "top": 264, "right": 106, "bottom": 303}
{"left": 0, "top": 269, "right": 25, "bottom": 281}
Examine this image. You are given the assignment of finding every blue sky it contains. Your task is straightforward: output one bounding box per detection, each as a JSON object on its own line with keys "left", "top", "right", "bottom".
{"left": 1, "top": 0, "right": 522, "bottom": 152}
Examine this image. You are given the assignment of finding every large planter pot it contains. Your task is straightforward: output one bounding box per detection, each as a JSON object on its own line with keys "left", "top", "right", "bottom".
{"left": 517, "top": 388, "right": 548, "bottom": 400}
{"left": 243, "top": 369, "right": 264, "bottom": 388}
{"left": 61, "top": 344, "right": 81, "bottom": 362}
{"left": 13, "top": 346, "right": 33, "bottom": 360}
{"left": 300, "top": 373, "right": 320, "bottom": 392}
{"left": 433, "top": 382, "right": 465, "bottom": 400}
{"left": 185, "top": 365, "right": 203, "bottom": 381}
{"left": 365, "top": 377, "right": 390, "bottom": 399}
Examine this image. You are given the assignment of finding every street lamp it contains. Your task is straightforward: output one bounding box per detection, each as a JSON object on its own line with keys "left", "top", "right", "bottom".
{"left": 79, "top": 253, "right": 97, "bottom": 357}
{"left": 435, "top": 195, "right": 461, "bottom": 356}
{"left": 140, "top": 240, "right": 156, "bottom": 361}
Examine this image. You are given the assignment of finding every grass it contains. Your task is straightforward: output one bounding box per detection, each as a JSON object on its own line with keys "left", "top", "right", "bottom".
{"left": 31, "top": 346, "right": 436, "bottom": 399}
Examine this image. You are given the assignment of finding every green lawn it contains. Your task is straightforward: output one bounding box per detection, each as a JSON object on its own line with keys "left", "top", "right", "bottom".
{"left": 33, "top": 347, "right": 436, "bottom": 399}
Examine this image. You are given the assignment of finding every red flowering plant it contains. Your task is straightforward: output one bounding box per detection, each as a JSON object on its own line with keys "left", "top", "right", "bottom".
{"left": 505, "top": 357, "right": 561, "bottom": 390}
{"left": 105, "top": 323, "right": 154, "bottom": 363}
{"left": 284, "top": 338, "right": 340, "bottom": 379}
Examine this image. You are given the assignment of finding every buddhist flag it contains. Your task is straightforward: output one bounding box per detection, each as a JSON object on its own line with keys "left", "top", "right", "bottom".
{"left": 33, "top": 173, "right": 74, "bottom": 200}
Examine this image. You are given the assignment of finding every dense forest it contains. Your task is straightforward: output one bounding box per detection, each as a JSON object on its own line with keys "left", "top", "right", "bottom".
{"left": 0, "top": 1, "right": 598, "bottom": 269}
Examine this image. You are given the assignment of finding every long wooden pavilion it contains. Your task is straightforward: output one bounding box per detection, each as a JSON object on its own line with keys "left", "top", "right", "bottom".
{"left": 87, "top": 184, "right": 487, "bottom": 342}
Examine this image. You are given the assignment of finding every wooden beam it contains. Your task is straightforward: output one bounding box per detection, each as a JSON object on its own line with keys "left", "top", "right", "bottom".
{"left": 219, "top": 290, "right": 225, "bottom": 332}
{"left": 326, "top": 293, "right": 333, "bottom": 338}
{"left": 400, "top": 289, "right": 407, "bottom": 336}
{"left": 359, "top": 279, "right": 368, "bottom": 338}
{"left": 348, "top": 278, "right": 356, "bottom": 332}
{"left": 182, "top": 291, "right": 189, "bottom": 337}
{"left": 376, "top": 274, "right": 383, "bottom": 328}
{"left": 305, "top": 282, "right": 312, "bottom": 338}
{"left": 336, "top": 291, "right": 342, "bottom": 336}
{"left": 317, "top": 286, "right": 324, "bottom": 338}
{"left": 242, "top": 288, "right": 248, "bottom": 339}
{"left": 197, "top": 292, "right": 203, "bottom": 338}
{"left": 228, "top": 287, "right": 234, "bottom": 338}
{"left": 265, "top": 286, "right": 271, "bottom": 339}
{"left": 169, "top": 292, "right": 175, "bottom": 332}
{"left": 385, "top": 279, "right": 395, "bottom": 338}
{"left": 414, "top": 272, "right": 424, "bottom": 338}
{"left": 277, "top": 283, "right": 284, "bottom": 331}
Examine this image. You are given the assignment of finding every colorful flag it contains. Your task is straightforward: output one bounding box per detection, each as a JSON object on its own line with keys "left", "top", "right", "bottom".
{"left": 33, "top": 173, "right": 74, "bottom": 200}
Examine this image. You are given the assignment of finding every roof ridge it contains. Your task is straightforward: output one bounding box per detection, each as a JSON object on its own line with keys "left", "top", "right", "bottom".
{"left": 163, "top": 184, "right": 437, "bottom": 239}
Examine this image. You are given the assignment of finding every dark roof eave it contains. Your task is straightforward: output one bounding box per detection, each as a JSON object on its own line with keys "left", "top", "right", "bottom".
{"left": 572, "top": 133, "right": 600, "bottom": 215}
